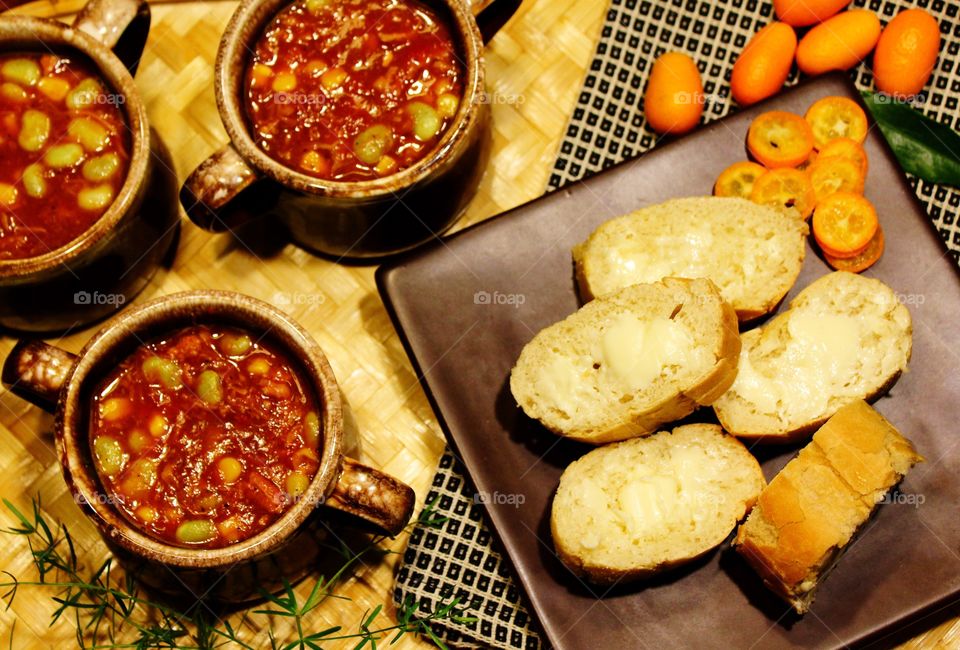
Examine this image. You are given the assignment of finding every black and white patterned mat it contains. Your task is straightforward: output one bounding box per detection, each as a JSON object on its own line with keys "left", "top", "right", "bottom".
{"left": 393, "top": 0, "right": 960, "bottom": 647}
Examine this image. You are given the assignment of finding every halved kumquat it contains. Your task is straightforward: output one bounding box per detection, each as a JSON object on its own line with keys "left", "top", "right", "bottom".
{"left": 714, "top": 161, "right": 768, "bottom": 198}
{"left": 823, "top": 225, "right": 884, "bottom": 272}
{"left": 749, "top": 168, "right": 817, "bottom": 219}
{"left": 817, "top": 137, "right": 868, "bottom": 177}
{"left": 805, "top": 96, "right": 868, "bottom": 149}
{"left": 807, "top": 157, "right": 864, "bottom": 203}
{"left": 812, "top": 191, "right": 879, "bottom": 258}
{"left": 747, "top": 111, "right": 815, "bottom": 168}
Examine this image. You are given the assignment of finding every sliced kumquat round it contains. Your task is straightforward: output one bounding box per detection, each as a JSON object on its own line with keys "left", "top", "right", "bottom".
{"left": 714, "top": 161, "right": 768, "bottom": 198}
{"left": 749, "top": 168, "right": 817, "bottom": 219}
{"left": 812, "top": 191, "right": 879, "bottom": 258}
{"left": 797, "top": 150, "right": 818, "bottom": 171}
{"left": 807, "top": 157, "right": 865, "bottom": 203}
{"left": 747, "top": 111, "right": 815, "bottom": 169}
{"left": 817, "top": 137, "right": 868, "bottom": 177}
{"left": 804, "top": 96, "right": 868, "bottom": 149}
{"left": 823, "top": 225, "right": 884, "bottom": 273}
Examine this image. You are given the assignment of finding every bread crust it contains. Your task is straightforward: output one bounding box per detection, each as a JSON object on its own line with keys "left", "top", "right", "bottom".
{"left": 733, "top": 401, "right": 923, "bottom": 613}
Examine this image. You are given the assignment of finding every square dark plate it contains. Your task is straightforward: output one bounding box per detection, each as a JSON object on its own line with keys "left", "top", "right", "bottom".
{"left": 376, "top": 74, "right": 960, "bottom": 648}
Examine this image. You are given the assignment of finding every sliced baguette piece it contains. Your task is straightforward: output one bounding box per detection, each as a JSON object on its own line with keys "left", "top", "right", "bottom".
{"left": 733, "top": 400, "right": 923, "bottom": 614}
{"left": 572, "top": 197, "right": 808, "bottom": 321}
{"left": 510, "top": 277, "right": 740, "bottom": 444}
{"left": 713, "top": 271, "right": 912, "bottom": 442}
{"left": 552, "top": 423, "right": 765, "bottom": 585}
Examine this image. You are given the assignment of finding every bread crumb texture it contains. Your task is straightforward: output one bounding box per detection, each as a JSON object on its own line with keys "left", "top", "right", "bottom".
{"left": 714, "top": 271, "right": 912, "bottom": 439}
{"left": 573, "top": 196, "right": 807, "bottom": 320}
{"left": 551, "top": 424, "right": 765, "bottom": 584}
{"left": 734, "top": 400, "right": 923, "bottom": 613}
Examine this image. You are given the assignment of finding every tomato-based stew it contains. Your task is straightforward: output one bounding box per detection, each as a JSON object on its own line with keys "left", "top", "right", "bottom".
{"left": 90, "top": 325, "right": 322, "bottom": 548}
{"left": 0, "top": 53, "right": 130, "bottom": 260}
{"left": 244, "top": 0, "right": 464, "bottom": 181}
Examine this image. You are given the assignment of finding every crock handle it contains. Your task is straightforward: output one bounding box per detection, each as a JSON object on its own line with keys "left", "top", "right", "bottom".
{"left": 472, "top": 0, "right": 521, "bottom": 44}
{"left": 73, "top": 0, "right": 152, "bottom": 76}
{"left": 324, "top": 457, "right": 416, "bottom": 536}
{"left": 1, "top": 341, "right": 77, "bottom": 414}
{"left": 180, "top": 144, "right": 270, "bottom": 233}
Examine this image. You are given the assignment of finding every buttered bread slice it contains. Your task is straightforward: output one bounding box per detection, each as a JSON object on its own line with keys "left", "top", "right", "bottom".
{"left": 510, "top": 277, "right": 740, "bottom": 444}
{"left": 552, "top": 424, "right": 765, "bottom": 585}
{"left": 713, "top": 272, "right": 912, "bottom": 442}
{"left": 573, "top": 197, "right": 808, "bottom": 321}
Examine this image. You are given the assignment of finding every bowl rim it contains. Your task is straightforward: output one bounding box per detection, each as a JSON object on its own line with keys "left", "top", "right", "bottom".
{"left": 54, "top": 290, "right": 345, "bottom": 568}
{"left": 0, "top": 15, "right": 152, "bottom": 280}
{"left": 214, "top": 0, "right": 486, "bottom": 198}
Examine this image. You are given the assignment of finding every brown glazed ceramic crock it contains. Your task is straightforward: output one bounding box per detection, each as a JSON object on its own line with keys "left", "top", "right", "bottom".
{"left": 0, "top": 0, "right": 180, "bottom": 333}
{"left": 180, "top": 0, "right": 520, "bottom": 259}
{"left": 1, "top": 291, "right": 415, "bottom": 602}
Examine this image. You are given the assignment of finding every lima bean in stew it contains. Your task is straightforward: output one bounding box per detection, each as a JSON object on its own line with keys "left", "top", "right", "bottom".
{"left": 90, "top": 325, "right": 321, "bottom": 548}
{"left": 0, "top": 53, "right": 129, "bottom": 260}
{"left": 244, "top": 0, "right": 464, "bottom": 181}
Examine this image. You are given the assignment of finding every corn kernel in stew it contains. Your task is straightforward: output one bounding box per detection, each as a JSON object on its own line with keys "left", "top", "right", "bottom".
{"left": 0, "top": 83, "right": 26, "bottom": 102}
{"left": 217, "top": 457, "right": 243, "bottom": 483}
{"left": 119, "top": 458, "right": 157, "bottom": 497}
{"left": 304, "top": 411, "right": 320, "bottom": 445}
{"left": 38, "top": 76, "right": 70, "bottom": 101}
{"left": 101, "top": 397, "right": 132, "bottom": 421}
{"left": 0, "top": 183, "right": 17, "bottom": 206}
{"left": 148, "top": 413, "right": 168, "bottom": 437}
{"left": 247, "top": 357, "right": 271, "bottom": 375}
{"left": 272, "top": 72, "right": 297, "bottom": 93}
{"left": 135, "top": 506, "right": 158, "bottom": 523}
{"left": 285, "top": 471, "right": 310, "bottom": 498}
{"left": 437, "top": 93, "right": 459, "bottom": 118}
{"left": 320, "top": 67, "right": 347, "bottom": 90}
{"left": 128, "top": 429, "right": 150, "bottom": 453}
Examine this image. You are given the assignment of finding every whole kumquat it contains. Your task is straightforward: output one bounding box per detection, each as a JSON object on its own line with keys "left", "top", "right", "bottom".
{"left": 817, "top": 137, "right": 868, "bottom": 177}
{"left": 643, "top": 52, "right": 704, "bottom": 135}
{"left": 747, "top": 111, "right": 815, "bottom": 169}
{"left": 773, "top": 0, "right": 850, "bottom": 27}
{"left": 750, "top": 168, "right": 817, "bottom": 220}
{"left": 796, "top": 10, "right": 881, "bottom": 76}
{"left": 804, "top": 96, "right": 868, "bottom": 149}
{"left": 873, "top": 9, "right": 941, "bottom": 98}
{"left": 714, "top": 161, "right": 768, "bottom": 198}
{"left": 731, "top": 23, "right": 797, "bottom": 106}
{"left": 812, "top": 191, "right": 879, "bottom": 258}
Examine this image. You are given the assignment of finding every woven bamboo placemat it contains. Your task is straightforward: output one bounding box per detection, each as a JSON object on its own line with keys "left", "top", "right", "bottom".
{"left": 0, "top": 0, "right": 956, "bottom": 647}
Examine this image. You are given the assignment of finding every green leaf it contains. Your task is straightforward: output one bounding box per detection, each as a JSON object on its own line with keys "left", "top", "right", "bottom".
{"left": 862, "top": 91, "right": 960, "bottom": 186}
